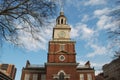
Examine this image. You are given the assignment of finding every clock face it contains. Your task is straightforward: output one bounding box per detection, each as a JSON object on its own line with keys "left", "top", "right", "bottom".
{"left": 59, "top": 55, "right": 65, "bottom": 61}
{"left": 58, "top": 31, "right": 66, "bottom": 38}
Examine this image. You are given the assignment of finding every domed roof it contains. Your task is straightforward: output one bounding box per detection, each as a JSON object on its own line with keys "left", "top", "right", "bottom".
{"left": 56, "top": 12, "right": 67, "bottom": 20}
{"left": 56, "top": 12, "right": 67, "bottom": 25}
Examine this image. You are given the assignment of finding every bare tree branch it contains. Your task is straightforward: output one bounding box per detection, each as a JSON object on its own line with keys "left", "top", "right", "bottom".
{"left": 0, "top": 0, "right": 56, "bottom": 47}
{"left": 108, "top": 0, "right": 120, "bottom": 58}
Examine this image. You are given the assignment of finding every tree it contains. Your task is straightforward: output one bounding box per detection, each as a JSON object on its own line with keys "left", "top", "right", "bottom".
{"left": 114, "top": 51, "right": 120, "bottom": 58}
{"left": 0, "top": 0, "right": 56, "bottom": 46}
{"left": 109, "top": 1, "right": 120, "bottom": 58}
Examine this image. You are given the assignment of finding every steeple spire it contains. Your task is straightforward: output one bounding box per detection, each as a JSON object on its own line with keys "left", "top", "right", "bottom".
{"left": 59, "top": 0, "right": 64, "bottom": 12}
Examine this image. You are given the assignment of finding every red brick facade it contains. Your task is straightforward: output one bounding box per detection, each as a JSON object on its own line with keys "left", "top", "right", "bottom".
{"left": 48, "top": 41, "right": 76, "bottom": 63}
{"left": 46, "top": 64, "right": 77, "bottom": 80}
{"left": 0, "top": 64, "right": 17, "bottom": 80}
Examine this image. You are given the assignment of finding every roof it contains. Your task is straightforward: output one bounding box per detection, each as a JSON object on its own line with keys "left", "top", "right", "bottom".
{"left": 103, "top": 57, "right": 120, "bottom": 69}
{"left": 28, "top": 64, "right": 45, "bottom": 68}
{"left": 0, "top": 70, "right": 13, "bottom": 80}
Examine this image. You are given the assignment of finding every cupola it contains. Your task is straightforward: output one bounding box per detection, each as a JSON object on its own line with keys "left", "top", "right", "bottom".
{"left": 56, "top": 12, "right": 67, "bottom": 25}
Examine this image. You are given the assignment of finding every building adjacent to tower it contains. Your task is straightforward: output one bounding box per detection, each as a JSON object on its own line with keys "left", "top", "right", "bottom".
{"left": 0, "top": 64, "right": 17, "bottom": 80}
{"left": 21, "top": 11, "right": 95, "bottom": 80}
{"left": 103, "top": 57, "right": 120, "bottom": 80}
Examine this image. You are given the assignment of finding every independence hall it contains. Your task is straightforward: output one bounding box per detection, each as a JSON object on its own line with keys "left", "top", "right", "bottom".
{"left": 21, "top": 11, "right": 95, "bottom": 80}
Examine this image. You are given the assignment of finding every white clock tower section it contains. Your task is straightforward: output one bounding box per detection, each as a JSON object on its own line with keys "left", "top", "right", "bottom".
{"left": 52, "top": 12, "right": 71, "bottom": 41}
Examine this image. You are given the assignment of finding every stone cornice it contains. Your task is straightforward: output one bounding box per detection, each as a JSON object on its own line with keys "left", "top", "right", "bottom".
{"left": 49, "top": 40, "right": 76, "bottom": 43}
{"left": 54, "top": 25, "right": 71, "bottom": 29}
{"left": 77, "top": 69, "right": 95, "bottom": 73}
{"left": 23, "top": 69, "right": 46, "bottom": 73}
{"left": 45, "top": 63, "right": 79, "bottom": 66}
{"left": 48, "top": 52, "right": 76, "bottom": 55}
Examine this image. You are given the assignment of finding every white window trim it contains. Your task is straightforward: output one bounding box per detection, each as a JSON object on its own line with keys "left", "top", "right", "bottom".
{"left": 33, "top": 74, "right": 38, "bottom": 80}
{"left": 87, "top": 74, "right": 92, "bottom": 80}
{"left": 80, "top": 74, "right": 84, "bottom": 80}
{"left": 24, "top": 74, "right": 30, "bottom": 80}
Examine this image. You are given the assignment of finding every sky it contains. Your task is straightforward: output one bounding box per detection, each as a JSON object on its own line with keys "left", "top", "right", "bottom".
{"left": 0, "top": 0, "right": 119, "bottom": 80}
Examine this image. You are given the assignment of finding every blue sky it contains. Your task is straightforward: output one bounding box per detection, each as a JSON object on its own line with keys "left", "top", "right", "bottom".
{"left": 0, "top": 0, "right": 119, "bottom": 80}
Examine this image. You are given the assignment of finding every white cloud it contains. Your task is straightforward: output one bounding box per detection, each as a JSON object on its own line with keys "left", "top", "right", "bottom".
{"left": 84, "top": 0, "right": 107, "bottom": 6}
{"left": 97, "top": 15, "right": 112, "bottom": 30}
{"left": 83, "top": 8, "right": 119, "bottom": 58}
{"left": 94, "top": 7, "right": 120, "bottom": 53}
{"left": 70, "top": 14, "right": 106, "bottom": 58}
{"left": 17, "top": 30, "right": 47, "bottom": 51}
{"left": 65, "top": 0, "right": 81, "bottom": 8}
{"left": 16, "top": 21, "right": 55, "bottom": 51}
{"left": 87, "top": 44, "right": 108, "bottom": 57}
{"left": 94, "top": 8, "right": 113, "bottom": 30}
{"left": 94, "top": 8, "right": 118, "bottom": 31}
{"left": 71, "top": 23, "right": 108, "bottom": 58}
{"left": 97, "top": 15, "right": 119, "bottom": 31}
{"left": 71, "top": 23, "right": 95, "bottom": 40}
{"left": 70, "top": 25, "right": 81, "bottom": 38}
{"left": 81, "top": 15, "right": 89, "bottom": 22}
{"left": 94, "top": 8, "right": 111, "bottom": 16}
{"left": 82, "top": 26, "right": 94, "bottom": 39}
{"left": 70, "top": 16, "right": 111, "bottom": 58}
{"left": 65, "top": 0, "right": 107, "bottom": 8}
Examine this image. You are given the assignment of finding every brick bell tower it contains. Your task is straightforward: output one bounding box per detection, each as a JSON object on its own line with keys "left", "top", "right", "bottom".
{"left": 46, "top": 11, "right": 78, "bottom": 80}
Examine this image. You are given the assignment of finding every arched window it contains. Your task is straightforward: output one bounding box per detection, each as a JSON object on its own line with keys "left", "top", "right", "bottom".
{"left": 61, "top": 19, "right": 63, "bottom": 24}
{"left": 59, "top": 72, "right": 64, "bottom": 80}
{"left": 58, "top": 20, "right": 60, "bottom": 24}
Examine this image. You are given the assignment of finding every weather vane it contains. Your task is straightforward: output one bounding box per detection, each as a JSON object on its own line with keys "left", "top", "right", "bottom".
{"left": 59, "top": 0, "right": 64, "bottom": 12}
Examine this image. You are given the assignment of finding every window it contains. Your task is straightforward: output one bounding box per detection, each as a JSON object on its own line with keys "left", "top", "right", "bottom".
{"left": 59, "top": 55, "right": 65, "bottom": 61}
{"left": 87, "top": 74, "right": 92, "bottom": 80}
{"left": 59, "top": 72, "right": 64, "bottom": 80}
{"left": 24, "top": 74, "right": 30, "bottom": 80}
{"left": 60, "top": 44, "right": 65, "bottom": 51}
{"left": 61, "top": 19, "right": 63, "bottom": 24}
{"left": 1, "top": 64, "right": 8, "bottom": 70}
{"left": 80, "top": 74, "right": 84, "bottom": 80}
{"left": 58, "top": 20, "right": 60, "bottom": 24}
{"left": 33, "top": 74, "right": 38, "bottom": 80}
{"left": 41, "top": 74, "right": 46, "bottom": 80}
